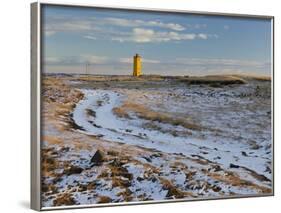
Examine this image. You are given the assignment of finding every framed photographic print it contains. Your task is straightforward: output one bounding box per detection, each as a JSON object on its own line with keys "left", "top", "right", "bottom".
{"left": 31, "top": 1, "right": 274, "bottom": 211}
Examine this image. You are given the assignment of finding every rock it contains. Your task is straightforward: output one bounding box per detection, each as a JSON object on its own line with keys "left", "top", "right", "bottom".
{"left": 213, "top": 165, "right": 222, "bottom": 172}
{"left": 91, "top": 150, "right": 104, "bottom": 165}
{"left": 212, "top": 185, "right": 222, "bottom": 192}
{"left": 93, "top": 124, "right": 102, "bottom": 128}
{"left": 229, "top": 163, "right": 240, "bottom": 169}
{"left": 65, "top": 165, "right": 83, "bottom": 175}
{"left": 150, "top": 177, "right": 157, "bottom": 182}
{"left": 249, "top": 141, "right": 261, "bottom": 150}
{"left": 265, "top": 166, "right": 271, "bottom": 173}
{"left": 151, "top": 153, "right": 162, "bottom": 158}
{"left": 53, "top": 176, "right": 62, "bottom": 184}
{"left": 241, "top": 151, "right": 248, "bottom": 156}
{"left": 137, "top": 176, "right": 144, "bottom": 182}
{"left": 51, "top": 151, "right": 59, "bottom": 156}
{"left": 86, "top": 109, "right": 96, "bottom": 117}
{"left": 142, "top": 156, "right": 152, "bottom": 162}
{"left": 251, "top": 144, "right": 260, "bottom": 149}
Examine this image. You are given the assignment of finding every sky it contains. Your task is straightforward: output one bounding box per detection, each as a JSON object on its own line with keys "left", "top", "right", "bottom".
{"left": 42, "top": 5, "right": 272, "bottom": 76}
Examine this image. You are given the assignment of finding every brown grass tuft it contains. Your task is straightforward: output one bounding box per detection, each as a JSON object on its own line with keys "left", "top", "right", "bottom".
{"left": 117, "top": 188, "right": 133, "bottom": 201}
{"left": 180, "top": 75, "right": 246, "bottom": 85}
{"left": 97, "top": 196, "right": 112, "bottom": 203}
{"left": 208, "top": 172, "right": 272, "bottom": 194}
{"left": 113, "top": 102, "right": 201, "bottom": 131}
{"left": 53, "top": 193, "right": 76, "bottom": 206}
{"left": 160, "top": 178, "right": 193, "bottom": 199}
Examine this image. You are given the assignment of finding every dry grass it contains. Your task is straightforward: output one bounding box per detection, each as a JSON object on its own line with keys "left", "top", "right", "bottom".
{"left": 42, "top": 76, "right": 84, "bottom": 122}
{"left": 112, "top": 177, "right": 131, "bottom": 188}
{"left": 97, "top": 196, "right": 112, "bottom": 203}
{"left": 97, "top": 158, "right": 133, "bottom": 189}
{"left": 41, "top": 147, "right": 60, "bottom": 177}
{"left": 159, "top": 178, "right": 193, "bottom": 199}
{"left": 170, "top": 161, "right": 189, "bottom": 170}
{"left": 53, "top": 193, "right": 76, "bottom": 206}
{"left": 74, "top": 74, "right": 271, "bottom": 84}
{"left": 117, "top": 189, "right": 133, "bottom": 201}
{"left": 42, "top": 184, "right": 58, "bottom": 194}
{"left": 76, "top": 75, "right": 165, "bottom": 83}
{"left": 180, "top": 75, "right": 246, "bottom": 86}
{"left": 113, "top": 102, "right": 201, "bottom": 131}
{"left": 231, "top": 74, "right": 271, "bottom": 81}
{"left": 41, "top": 75, "right": 272, "bottom": 204}
{"left": 42, "top": 135, "right": 63, "bottom": 146}
{"left": 109, "top": 162, "right": 133, "bottom": 186}
{"left": 208, "top": 172, "right": 271, "bottom": 194}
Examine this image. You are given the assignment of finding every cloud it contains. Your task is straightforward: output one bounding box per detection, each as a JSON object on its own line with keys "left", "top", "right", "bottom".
{"left": 83, "top": 35, "right": 97, "bottom": 40}
{"left": 45, "top": 18, "right": 94, "bottom": 32}
{"left": 45, "top": 55, "right": 267, "bottom": 69}
{"left": 44, "top": 55, "right": 270, "bottom": 76}
{"left": 142, "top": 58, "right": 161, "bottom": 64}
{"left": 133, "top": 28, "right": 157, "bottom": 43}
{"left": 174, "top": 58, "right": 269, "bottom": 68}
{"left": 102, "top": 17, "right": 185, "bottom": 31}
{"left": 194, "top": 24, "right": 207, "bottom": 29}
{"left": 44, "top": 55, "right": 108, "bottom": 65}
{"left": 44, "top": 16, "right": 186, "bottom": 36}
{"left": 44, "top": 54, "right": 163, "bottom": 67}
{"left": 224, "top": 25, "right": 230, "bottom": 30}
{"left": 80, "top": 55, "right": 108, "bottom": 64}
{"left": 111, "top": 28, "right": 213, "bottom": 43}
{"left": 44, "top": 16, "right": 213, "bottom": 43}
{"left": 119, "top": 57, "right": 160, "bottom": 64}
{"left": 44, "top": 54, "right": 161, "bottom": 66}
{"left": 44, "top": 57, "right": 61, "bottom": 64}
{"left": 44, "top": 15, "right": 216, "bottom": 43}
{"left": 45, "top": 30, "right": 56, "bottom": 36}
{"left": 197, "top": 33, "right": 208, "bottom": 39}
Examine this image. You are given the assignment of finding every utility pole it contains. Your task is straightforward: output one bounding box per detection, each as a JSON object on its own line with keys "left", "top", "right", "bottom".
{"left": 85, "top": 62, "right": 90, "bottom": 80}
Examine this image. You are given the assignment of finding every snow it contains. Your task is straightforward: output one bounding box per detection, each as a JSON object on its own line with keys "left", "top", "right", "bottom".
{"left": 124, "top": 163, "right": 168, "bottom": 200}
{"left": 41, "top": 76, "right": 272, "bottom": 207}
{"left": 72, "top": 87, "right": 272, "bottom": 185}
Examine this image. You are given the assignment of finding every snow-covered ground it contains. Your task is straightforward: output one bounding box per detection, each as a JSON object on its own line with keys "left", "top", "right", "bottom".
{"left": 41, "top": 76, "right": 272, "bottom": 207}
{"left": 72, "top": 84, "right": 272, "bottom": 184}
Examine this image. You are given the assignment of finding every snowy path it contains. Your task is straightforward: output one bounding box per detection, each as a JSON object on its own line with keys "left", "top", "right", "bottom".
{"left": 72, "top": 89, "right": 272, "bottom": 183}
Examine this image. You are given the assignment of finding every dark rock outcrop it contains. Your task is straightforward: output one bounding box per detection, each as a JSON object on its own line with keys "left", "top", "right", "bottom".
{"left": 91, "top": 150, "right": 104, "bottom": 165}
{"left": 229, "top": 163, "right": 240, "bottom": 169}
{"left": 65, "top": 165, "right": 83, "bottom": 175}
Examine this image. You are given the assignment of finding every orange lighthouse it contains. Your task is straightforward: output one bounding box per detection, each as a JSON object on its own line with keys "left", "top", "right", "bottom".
{"left": 133, "top": 54, "right": 142, "bottom": 77}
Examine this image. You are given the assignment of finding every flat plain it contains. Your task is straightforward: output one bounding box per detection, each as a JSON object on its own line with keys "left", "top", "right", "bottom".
{"left": 41, "top": 74, "right": 272, "bottom": 207}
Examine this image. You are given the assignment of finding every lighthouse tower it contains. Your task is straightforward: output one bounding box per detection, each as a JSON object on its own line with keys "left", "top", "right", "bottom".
{"left": 133, "top": 54, "right": 142, "bottom": 77}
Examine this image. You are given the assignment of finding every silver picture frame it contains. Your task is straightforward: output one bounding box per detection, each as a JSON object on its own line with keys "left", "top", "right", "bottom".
{"left": 31, "top": 1, "right": 274, "bottom": 211}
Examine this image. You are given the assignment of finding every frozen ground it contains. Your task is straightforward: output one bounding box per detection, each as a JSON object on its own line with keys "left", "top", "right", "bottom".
{"left": 41, "top": 75, "right": 272, "bottom": 207}
{"left": 73, "top": 83, "right": 272, "bottom": 179}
